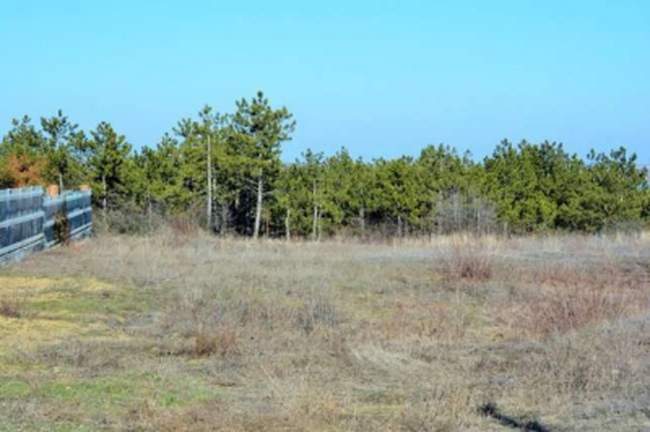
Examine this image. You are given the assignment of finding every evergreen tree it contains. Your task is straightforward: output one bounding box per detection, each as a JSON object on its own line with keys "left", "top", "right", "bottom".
{"left": 230, "top": 91, "right": 295, "bottom": 238}
{"left": 40, "top": 110, "right": 85, "bottom": 190}
{"left": 0, "top": 116, "right": 48, "bottom": 187}
{"left": 86, "top": 122, "right": 133, "bottom": 217}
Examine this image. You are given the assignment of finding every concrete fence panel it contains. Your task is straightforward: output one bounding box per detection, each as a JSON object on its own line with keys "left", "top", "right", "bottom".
{"left": 0, "top": 186, "right": 92, "bottom": 264}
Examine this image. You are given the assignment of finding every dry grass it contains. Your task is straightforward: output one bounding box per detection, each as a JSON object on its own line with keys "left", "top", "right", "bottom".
{"left": 0, "top": 230, "right": 649, "bottom": 431}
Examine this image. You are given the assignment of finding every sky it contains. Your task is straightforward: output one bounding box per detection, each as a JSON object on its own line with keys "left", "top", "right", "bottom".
{"left": 1, "top": 0, "right": 649, "bottom": 163}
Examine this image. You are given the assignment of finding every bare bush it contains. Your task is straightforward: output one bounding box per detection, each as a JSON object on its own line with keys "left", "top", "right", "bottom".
{"left": 434, "top": 191, "right": 498, "bottom": 235}
{"left": 439, "top": 239, "right": 494, "bottom": 282}
{"left": 515, "top": 286, "right": 639, "bottom": 337}
{"left": 193, "top": 326, "right": 239, "bottom": 358}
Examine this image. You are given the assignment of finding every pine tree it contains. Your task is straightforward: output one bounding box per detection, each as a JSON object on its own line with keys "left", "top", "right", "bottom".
{"left": 87, "top": 122, "right": 133, "bottom": 218}
{"left": 231, "top": 91, "right": 295, "bottom": 238}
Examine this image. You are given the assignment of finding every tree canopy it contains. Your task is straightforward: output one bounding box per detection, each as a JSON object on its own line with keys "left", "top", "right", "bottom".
{"left": 1, "top": 93, "right": 648, "bottom": 237}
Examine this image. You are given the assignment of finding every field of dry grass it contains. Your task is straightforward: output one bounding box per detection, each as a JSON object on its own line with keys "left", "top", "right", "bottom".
{"left": 1, "top": 231, "right": 650, "bottom": 431}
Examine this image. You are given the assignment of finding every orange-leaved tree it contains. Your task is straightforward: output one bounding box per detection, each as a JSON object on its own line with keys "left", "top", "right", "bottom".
{"left": 0, "top": 152, "right": 47, "bottom": 188}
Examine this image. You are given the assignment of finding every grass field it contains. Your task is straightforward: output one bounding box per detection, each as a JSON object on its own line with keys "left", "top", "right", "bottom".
{"left": 1, "top": 232, "right": 650, "bottom": 431}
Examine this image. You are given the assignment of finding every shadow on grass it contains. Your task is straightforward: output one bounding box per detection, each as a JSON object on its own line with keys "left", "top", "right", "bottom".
{"left": 480, "top": 403, "right": 551, "bottom": 432}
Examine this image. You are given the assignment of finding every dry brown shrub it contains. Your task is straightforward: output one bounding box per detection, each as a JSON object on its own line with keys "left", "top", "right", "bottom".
{"left": 193, "top": 326, "right": 239, "bottom": 358}
{"left": 168, "top": 215, "right": 200, "bottom": 238}
{"left": 0, "top": 297, "right": 24, "bottom": 319}
{"left": 439, "top": 241, "right": 494, "bottom": 282}
{"left": 512, "top": 285, "right": 644, "bottom": 338}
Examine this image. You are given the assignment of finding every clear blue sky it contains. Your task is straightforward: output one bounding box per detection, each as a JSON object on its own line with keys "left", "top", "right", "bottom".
{"left": 1, "top": 0, "right": 649, "bottom": 163}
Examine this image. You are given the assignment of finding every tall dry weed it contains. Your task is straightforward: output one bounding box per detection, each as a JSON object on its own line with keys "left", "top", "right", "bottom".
{"left": 439, "top": 239, "right": 495, "bottom": 282}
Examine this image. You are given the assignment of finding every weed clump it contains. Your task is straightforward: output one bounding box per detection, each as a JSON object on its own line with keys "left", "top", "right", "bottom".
{"left": 296, "top": 296, "right": 338, "bottom": 334}
{"left": 193, "top": 327, "right": 239, "bottom": 358}
{"left": 440, "top": 241, "right": 494, "bottom": 282}
{"left": 0, "top": 298, "right": 23, "bottom": 319}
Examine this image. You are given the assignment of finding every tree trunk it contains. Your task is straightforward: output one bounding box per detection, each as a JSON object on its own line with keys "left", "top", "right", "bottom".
{"left": 253, "top": 176, "right": 263, "bottom": 239}
{"left": 206, "top": 134, "right": 212, "bottom": 230}
{"left": 147, "top": 192, "right": 152, "bottom": 230}
{"left": 359, "top": 206, "right": 365, "bottom": 233}
{"left": 312, "top": 205, "right": 319, "bottom": 241}
{"left": 453, "top": 193, "right": 461, "bottom": 231}
{"left": 58, "top": 172, "right": 64, "bottom": 193}
{"left": 397, "top": 214, "right": 403, "bottom": 238}
{"left": 312, "top": 180, "right": 318, "bottom": 241}
{"left": 317, "top": 211, "right": 322, "bottom": 242}
{"left": 102, "top": 174, "right": 107, "bottom": 222}
{"left": 220, "top": 202, "right": 229, "bottom": 235}
{"left": 285, "top": 208, "right": 291, "bottom": 242}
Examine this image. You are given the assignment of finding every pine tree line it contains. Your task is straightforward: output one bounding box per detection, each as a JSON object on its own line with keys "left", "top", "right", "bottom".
{"left": 1, "top": 92, "right": 648, "bottom": 236}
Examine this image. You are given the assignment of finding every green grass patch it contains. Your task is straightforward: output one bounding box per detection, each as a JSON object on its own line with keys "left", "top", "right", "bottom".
{"left": 0, "top": 379, "right": 31, "bottom": 399}
{"left": 28, "top": 281, "right": 151, "bottom": 323}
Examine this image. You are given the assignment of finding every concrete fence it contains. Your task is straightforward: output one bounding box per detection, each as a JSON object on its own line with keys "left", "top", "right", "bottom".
{"left": 0, "top": 186, "right": 92, "bottom": 264}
